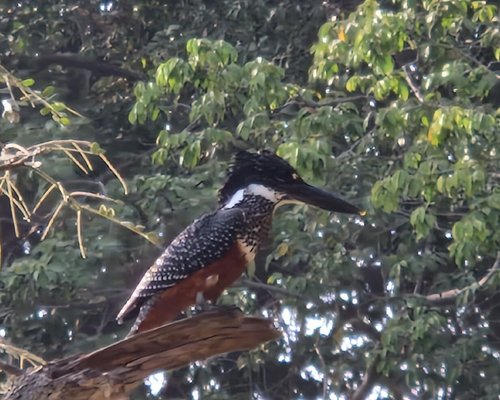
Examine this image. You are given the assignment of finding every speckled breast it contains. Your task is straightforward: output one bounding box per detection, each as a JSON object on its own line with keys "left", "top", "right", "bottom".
{"left": 236, "top": 213, "right": 273, "bottom": 263}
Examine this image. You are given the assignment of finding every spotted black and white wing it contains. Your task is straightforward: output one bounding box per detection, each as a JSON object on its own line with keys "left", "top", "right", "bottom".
{"left": 116, "top": 207, "right": 246, "bottom": 323}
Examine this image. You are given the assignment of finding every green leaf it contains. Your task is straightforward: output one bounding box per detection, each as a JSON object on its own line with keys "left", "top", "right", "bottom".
{"left": 51, "top": 102, "right": 66, "bottom": 112}
{"left": 398, "top": 81, "right": 409, "bottom": 100}
{"left": 346, "top": 76, "right": 359, "bottom": 92}
{"left": 151, "top": 107, "right": 160, "bottom": 121}
{"left": 42, "top": 86, "right": 55, "bottom": 97}
{"left": 487, "top": 193, "right": 500, "bottom": 209}
{"left": 90, "top": 142, "right": 104, "bottom": 154}
{"left": 152, "top": 148, "right": 167, "bottom": 165}
{"left": 40, "top": 107, "right": 50, "bottom": 116}
{"left": 436, "top": 176, "right": 445, "bottom": 193}
{"left": 427, "top": 109, "right": 444, "bottom": 145}
{"left": 379, "top": 55, "right": 394, "bottom": 75}
{"left": 128, "top": 104, "right": 137, "bottom": 124}
{"left": 22, "top": 78, "right": 35, "bottom": 87}
{"left": 59, "top": 117, "right": 71, "bottom": 126}
{"left": 410, "top": 206, "right": 426, "bottom": 226}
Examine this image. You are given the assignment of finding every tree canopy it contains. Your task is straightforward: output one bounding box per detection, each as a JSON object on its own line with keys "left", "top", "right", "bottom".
{"left": 1, "top": 0, "right": 499, "bottom": 399}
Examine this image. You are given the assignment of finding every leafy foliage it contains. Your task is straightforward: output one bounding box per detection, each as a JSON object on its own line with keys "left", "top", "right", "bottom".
{"left": 1, "top": 0, "right": 499, "bottom": 399}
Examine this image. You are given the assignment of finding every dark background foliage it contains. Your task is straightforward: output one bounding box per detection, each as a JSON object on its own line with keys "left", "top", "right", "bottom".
{"left": 1, "top": 0, "right": 499, "bottom": 398}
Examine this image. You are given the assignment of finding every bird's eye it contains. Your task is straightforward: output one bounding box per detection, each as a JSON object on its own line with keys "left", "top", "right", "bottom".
{"left": 292, "top": 173, "right": 300, "bottom": 181}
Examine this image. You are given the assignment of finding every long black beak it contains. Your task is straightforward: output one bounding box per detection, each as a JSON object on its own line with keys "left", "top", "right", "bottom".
{"left": 282, "top": 182, "right": 365, "bottom": 215}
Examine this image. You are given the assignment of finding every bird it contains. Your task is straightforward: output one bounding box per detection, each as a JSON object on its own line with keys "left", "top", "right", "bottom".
{"left": 116, "top": 150, "right": 364, "bottom": 335}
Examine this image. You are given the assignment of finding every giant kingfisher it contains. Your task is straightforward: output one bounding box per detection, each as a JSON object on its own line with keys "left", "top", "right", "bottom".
{"left": 117, "top": 150, "right": 363, "bottom": 334}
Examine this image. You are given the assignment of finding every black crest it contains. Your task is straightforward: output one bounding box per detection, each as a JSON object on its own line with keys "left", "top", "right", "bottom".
{"left": 218, "top": 150, "right": 301, "bottom": 204}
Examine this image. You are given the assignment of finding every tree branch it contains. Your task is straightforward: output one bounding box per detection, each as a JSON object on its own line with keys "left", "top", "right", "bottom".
{"left": 237, "top": 277, "right": 303, "bottom": 299}
{"left": 35, "top": 54, "right": 144, "bottom": 81}
{"left": 379, "top": 376, "right": 419, "bottom": 400}
{"left": 0, "top": 361, "right": 23, "bottom": 377}
{"left": 351, "top": 361, "right": 378, "bottom": 400}
{"left": 4, "top": 310, "right": 280, "bottom": 400}
{"left": 402, "top": 65, "right": 424, "bottom": 103}
{"left": 351, "top": 357, "right": 419, "bottom": 400}
{"left": 425, "top": 252, "right": 500, "bottom": 305}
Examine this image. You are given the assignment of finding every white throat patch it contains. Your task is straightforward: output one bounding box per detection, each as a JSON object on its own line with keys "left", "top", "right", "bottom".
{"left": 224, "top": 188, "right": 245, "bottom": 208}
{"left": 224, "top": 184, "right": 282, "bottom": 208}
{"left": 246, "top": 184, "right": 281, "bottom": 202}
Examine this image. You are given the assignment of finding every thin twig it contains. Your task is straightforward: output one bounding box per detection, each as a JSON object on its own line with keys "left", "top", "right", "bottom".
{"left": 5, "top": 173, "right": 20, "bottom": 238}
{"left": 5, "top": 179, "right": 31, "bottom": 219}
{"left": 4, "top": 78, "right": 20, "bottom": 112}
{"left": 79, "top": 204, "right": 161, "bottom": 246}
{"left": 76, "top": 209, "right": 86, "bottom": 258}
{"left": 98, "top": 154, "right": 128, "bottom": 194}
{"left": 33, "top": 183, "right": 57, "bottom": 213}
{"left": 57, "top": 146, "right": 89, "bottom": 174}
{"left": 40, "top": 201, "right": 64, "bottom": 240}
{"left": 0, "top": 64, "right": 84, "bottom": 118}
{"left": 69, "top": 191, "right": 118, "bottom": 203}
{"left": 72, "top": 142, "right": 93, "bottom": 171}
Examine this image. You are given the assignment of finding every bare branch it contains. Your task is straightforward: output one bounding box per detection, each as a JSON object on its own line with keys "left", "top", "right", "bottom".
{"left": 0, "top": 139, "right": 157, "bottom": 258}
{"left": 0, "top": 341, "right": 46, "bottom": 368}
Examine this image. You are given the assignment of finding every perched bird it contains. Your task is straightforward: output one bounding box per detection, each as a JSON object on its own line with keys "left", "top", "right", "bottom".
{"left": 117, "top": 150, "right": 364, "bottom": 335}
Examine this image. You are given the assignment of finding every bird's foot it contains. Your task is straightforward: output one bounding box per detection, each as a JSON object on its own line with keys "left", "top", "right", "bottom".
{"left": 203, "top": 303, "right": 242, "bottom": 314}
{"left": 192, "top": 298, "right": 241, "bottom": 316}
{"left": 193, "top": 285, "right": 241, "bottom": 316}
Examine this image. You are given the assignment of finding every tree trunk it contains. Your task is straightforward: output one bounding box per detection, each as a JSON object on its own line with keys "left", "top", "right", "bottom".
{"left": 4, "top": 309, "right": 280, "bottom": 400}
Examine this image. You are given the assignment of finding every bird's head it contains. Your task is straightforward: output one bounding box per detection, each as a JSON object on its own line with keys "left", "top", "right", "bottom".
{"left": 219, "top": 150, "right": 364, "bottom": 215}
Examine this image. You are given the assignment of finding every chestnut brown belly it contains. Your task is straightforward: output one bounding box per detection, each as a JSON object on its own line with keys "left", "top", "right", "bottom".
{"left": 134, "top": 244, "right": 248, "bottom": 333}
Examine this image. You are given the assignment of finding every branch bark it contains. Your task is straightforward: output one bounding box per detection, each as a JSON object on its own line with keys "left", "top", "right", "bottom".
{"left": 3, "top": 310, "right": 280, "bottom": 400}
